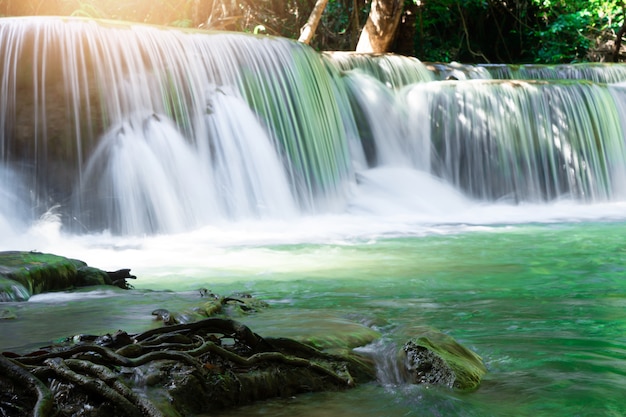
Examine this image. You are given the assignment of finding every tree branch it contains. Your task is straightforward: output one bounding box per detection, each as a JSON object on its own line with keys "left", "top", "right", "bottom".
{"left": 299, "top": 0, "right": 329, "bottom": 44}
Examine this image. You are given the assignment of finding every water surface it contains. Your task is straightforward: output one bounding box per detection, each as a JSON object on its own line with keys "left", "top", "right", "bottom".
{"left": 3, "top": 220, "right": 625, "bottom": 416}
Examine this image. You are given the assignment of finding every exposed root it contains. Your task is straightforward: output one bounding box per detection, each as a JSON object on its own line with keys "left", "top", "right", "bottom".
{"left": 0, "top": 355, "right": 53, "bottom": 417}
{"left": 1, "top": 317, "right": 365, "bottom": 416}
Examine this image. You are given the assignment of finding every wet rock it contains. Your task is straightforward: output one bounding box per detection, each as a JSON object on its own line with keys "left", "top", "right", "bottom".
{"left": 0, "top": 251, "right": 133, "bottom": 301}
{"left": 403, "top": 343, "right": 457, "bottom": 387}
{"left": 402, "top": 330, "right": 487, "bottom": 391}
{"left": 0, "top": 275, "right": 29, "bottom": 301}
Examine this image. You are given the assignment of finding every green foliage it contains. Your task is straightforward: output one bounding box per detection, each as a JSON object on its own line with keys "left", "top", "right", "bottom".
{"left": 528, "top": 0, "right": 625, "bottom": 63}
{"left": 412, "top": 0, "right": 626, "bottom": 63}
{"left": 532, "top": 11, "right": 594, "bottom": 63}
{"left": 313, "top": 0, "right": 370, "bottom": 50}
{"left": 415, "top": 0, "right": 491, "bottom": 62}
{"left": 0, "top": 0, "right": 625, "bottom": 63}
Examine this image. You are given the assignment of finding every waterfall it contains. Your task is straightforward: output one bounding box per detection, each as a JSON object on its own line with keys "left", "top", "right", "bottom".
{"left": 322, "top": 51, "right": 435, "bottom": 88}
{"left": 0, "top": 17, "right": 353, "bottom": 234}
{"left": 483, "top": 63, "right": 626, "bottom": 83}
{"left": 0, "top": 165, "right": 30, "bottom": 234}
{"left": 402, "top": 80, "right": 626, "bottom": 202}
{"left": 424, "top": 62, "right": 494, "bottom": 81}
{"left": 2, "top": 17, "right": 626, "bottom": 236}
{"left": 425, "top": 62, "right": 626, "bottom": 83}
{"left": 342, "top": 71, "right": 430, "bottom": 169}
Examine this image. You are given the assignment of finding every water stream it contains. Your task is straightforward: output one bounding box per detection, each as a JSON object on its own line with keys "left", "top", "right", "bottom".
{"left": 2, "top": 16, "right": 626, "bottom": 417}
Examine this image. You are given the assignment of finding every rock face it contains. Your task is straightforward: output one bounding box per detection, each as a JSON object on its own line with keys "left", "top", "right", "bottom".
{"left": 402, "top": 330, "right": 487, "bottom": 391}
{"left": 0, "top": 251, "right": 131, "bottom": 301}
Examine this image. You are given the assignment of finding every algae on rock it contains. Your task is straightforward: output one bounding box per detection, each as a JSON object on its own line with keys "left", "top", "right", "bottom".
{"left": 402, "top": 329, "right": 487, "bottom": 391}
{"left": 0, "top": 251, "right": 132, "bottom": 301}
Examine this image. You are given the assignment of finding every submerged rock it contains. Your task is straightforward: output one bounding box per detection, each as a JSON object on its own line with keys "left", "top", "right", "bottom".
{"left": 0, "top": 307, "right": 17, "bottom": 320}
{"left": 402, "top": 330, "right": 487, "bottom": 391}
{"left": 0, "top": 251, "right": 133, "bottom": 301}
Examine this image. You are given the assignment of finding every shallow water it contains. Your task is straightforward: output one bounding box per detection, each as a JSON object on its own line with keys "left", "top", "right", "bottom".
{"left": 2, "top": 219, "right": 626, "bottom": 416}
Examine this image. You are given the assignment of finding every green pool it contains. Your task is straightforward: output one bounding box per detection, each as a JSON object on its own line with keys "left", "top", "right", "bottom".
{"left": 3, "top": 219, "right": 626, "bottom": 416}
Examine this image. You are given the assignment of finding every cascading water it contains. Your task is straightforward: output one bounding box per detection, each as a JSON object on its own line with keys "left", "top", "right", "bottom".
{"left": 401, "top": 79, "right": 626, "bottom": 202}
{"left": 77, "top": 94, "right": 298, "bottom": 234}
{"left": 322, "top": 51, "right": 435, "bottom": 87}
{"left": 424, "top": 62, "right": 626, "bottom": 83}
{"left": 2, "top": 17, "right": 626, "bottom": 235}
{"left": 5, "top": 16, "right": 626, "bottom": 417}
{"left": 483, "top": 63, "right": 626, "bottom": 83}
{"left": 0, "top": 17, "right": 353, "bottom": 235}
{"left": 0, "top": 164, "right": 30, "bottom": 234}
{"left": 423, "top": 61, "right": 494, "bottom": 81}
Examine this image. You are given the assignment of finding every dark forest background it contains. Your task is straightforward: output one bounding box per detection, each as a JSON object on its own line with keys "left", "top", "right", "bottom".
{"left": 1, "top": 0, "right": 625, "bottom": 64}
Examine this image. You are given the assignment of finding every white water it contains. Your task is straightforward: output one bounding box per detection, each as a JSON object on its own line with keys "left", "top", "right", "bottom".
{"left": 3, "top": 164, "right": 626, "bottom": 290}
{"left": 2, "top": 17, "right": 626, "bottom": 283}
{"left": 75, "top": 93, "right": 298, "bottom": 234}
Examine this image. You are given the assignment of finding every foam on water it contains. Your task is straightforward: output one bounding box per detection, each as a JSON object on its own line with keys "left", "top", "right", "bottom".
{"left": 3, "top": 164, "right": 626, "bottom": 290}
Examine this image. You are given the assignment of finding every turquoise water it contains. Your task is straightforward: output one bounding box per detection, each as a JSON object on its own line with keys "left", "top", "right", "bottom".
{"left": 3, "top": 220, "right": 626, "bottom": 416}
{"left": 215, "top": 222, "right": 626, "bottom": 417}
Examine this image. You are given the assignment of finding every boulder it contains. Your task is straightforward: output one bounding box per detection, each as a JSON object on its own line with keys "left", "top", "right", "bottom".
{"left": 0, "top": 251, "right": 131, "bottom": 301}
{"left": 402, "top": 329, "right": 487, "bottom": 391}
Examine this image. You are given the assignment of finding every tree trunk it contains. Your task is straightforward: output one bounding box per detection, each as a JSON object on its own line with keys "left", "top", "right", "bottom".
{"left": 614, "top": 10, "right": 626, "bottom": 62}
{"left": 356, "top": 0, "right": 404, "bottom": 53}
{"left": 298, "top": 0, "right": 329, "bottom": 44}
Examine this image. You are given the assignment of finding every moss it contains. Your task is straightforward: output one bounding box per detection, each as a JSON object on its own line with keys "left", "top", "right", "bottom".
{"left": 0, "top": 307, "right": 17, "bottom": 319}
{"left": 201, "top": 300, "right": 223, "bottom": 317}
{"left": 403, "top": 330, "right": 487, "bottom": 391}
{"left": 76, "top": 266, "right": 110, "bottom": 286}
{"left": 290, "top": 318, "right": 381, "bottom": 350}
{"left": 0, "top": 276, "right": 30, "bottom": 301}
{"left": 0, "top": 251, "right": 114, "bottom": 300}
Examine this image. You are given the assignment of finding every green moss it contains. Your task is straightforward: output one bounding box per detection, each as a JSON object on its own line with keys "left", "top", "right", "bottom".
{"left": 297, "top": 321, "right": 381, "bottom": 350}
{"left": 0, "top": 251, "right": 114, "bottom": 300}
{"left": 0, "top": 251, "right": 84, "bottom": 295}
{"left": 0, "top": 275, "right": 30, "bottom": 301}
{"left": 76, "top": 266, "right": 110, "bottom": 286}
{"left": 0, "top": 307, "right": 17, "bottom": 319}
{"left": 403, "top": 330, "right": 487, "bottom": 391}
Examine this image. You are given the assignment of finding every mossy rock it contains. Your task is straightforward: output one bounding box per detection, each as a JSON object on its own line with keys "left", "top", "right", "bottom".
{"left": 248, "top": 312, "right": 381, "bottom": 351}
{"left": 76, "top": 266, "right": 111, "bottom": 287}
{"left": 402, "top": 330, "right": 487, "bottom": 391}
{"left": 0, "top": 251, "right": 112, "bottom": 301}
{"left": 301, "top": 322, "right": 381, "bottom": 351}
{"left": 0, "top": 275, "right": 30, "bottom": 302}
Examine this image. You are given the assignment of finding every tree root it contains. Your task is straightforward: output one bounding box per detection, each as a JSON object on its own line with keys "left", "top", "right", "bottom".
{"left": 46, "top": 357, "right": 146, "bottom": 417}
{"left": 1, "top": 317, "right": 367, "bottom": 416}
{"left": 0, "top": 355, "right": 53, "bottom": 417}
{"left": 62, "top": 359, "right": 164, "bottom": 417}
